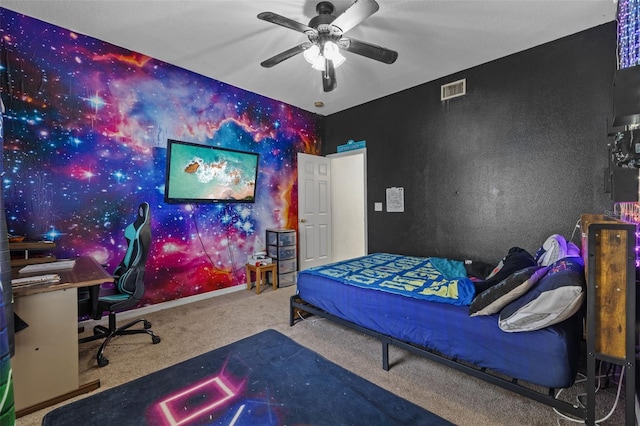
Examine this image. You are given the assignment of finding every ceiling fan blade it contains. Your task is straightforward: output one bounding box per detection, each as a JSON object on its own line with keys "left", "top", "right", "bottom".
{"left": 258, "top": 12, "right": 315, "bottom": 34}
{"left": 261, "top": 43, "right": 311, "bottom": 68}
{"left": 340, "top": 37, "right": 398, "bottom": 64}
{"left": 322, "top": 59, "right": 337, "bottom": 92}
{"left": 330, "top": 0, "right": 379, "bottom": 34}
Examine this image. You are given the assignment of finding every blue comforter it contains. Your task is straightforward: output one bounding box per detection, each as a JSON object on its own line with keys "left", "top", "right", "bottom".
{"left": 302, "top": 253, "right": 476, "bottom": 306}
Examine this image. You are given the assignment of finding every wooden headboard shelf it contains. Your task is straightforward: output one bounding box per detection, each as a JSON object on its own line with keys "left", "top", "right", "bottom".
{"left": 580, "top": 213, "right": 636, "bottom": 425}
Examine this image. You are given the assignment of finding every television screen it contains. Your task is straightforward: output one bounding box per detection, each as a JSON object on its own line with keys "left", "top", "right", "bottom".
{"left": 164, "top": 139, "right": 259, "bottom": 204}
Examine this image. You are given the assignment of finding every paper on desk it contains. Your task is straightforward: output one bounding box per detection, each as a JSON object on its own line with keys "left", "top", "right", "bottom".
{"left": 19, "top": 260, "right": 76, "bottom": 273}
{"left": 12, "top": 274, "right": 61, "bottom": 286}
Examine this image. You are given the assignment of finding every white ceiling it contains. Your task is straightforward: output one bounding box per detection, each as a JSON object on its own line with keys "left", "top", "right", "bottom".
{"left": 2, "top": 1, "right": 617, "bottom": 116}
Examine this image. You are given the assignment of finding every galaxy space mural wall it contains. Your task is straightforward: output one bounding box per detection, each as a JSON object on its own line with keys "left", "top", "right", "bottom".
{"left": 0, "top": 9, "right": 321, "bottom": 306}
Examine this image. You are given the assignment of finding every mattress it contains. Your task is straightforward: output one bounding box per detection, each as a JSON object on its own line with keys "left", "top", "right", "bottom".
{"left": 297, "top": 266, "right": 583, "bottom": 389}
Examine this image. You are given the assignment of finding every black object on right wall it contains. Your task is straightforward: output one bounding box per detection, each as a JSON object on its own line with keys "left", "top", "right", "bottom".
{"left": 613, "top": 65, "right": 640, "bottom": 127}
{"left": 611, "top": 166, "right": 639, "bottom": 202}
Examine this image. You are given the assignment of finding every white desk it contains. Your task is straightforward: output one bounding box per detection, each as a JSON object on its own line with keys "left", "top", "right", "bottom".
{"left": 11, "top": 256, "right": 111, "bottom": 416}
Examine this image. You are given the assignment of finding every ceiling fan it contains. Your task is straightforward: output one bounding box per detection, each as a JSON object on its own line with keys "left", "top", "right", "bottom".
{"left": 258, "top": 0, "right": 398, "bottom": 92}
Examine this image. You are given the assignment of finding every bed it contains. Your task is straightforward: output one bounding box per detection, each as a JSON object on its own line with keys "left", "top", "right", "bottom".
{"left": 290, "top": 241, "right": 590, "bottom": 419}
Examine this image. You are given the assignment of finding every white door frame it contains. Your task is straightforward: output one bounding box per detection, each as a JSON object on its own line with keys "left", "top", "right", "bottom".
{"left": 297, "top": 149, "right": 367, "bottom": 270}
{"left": 327, "top": 149, "right": 367, "bottom": 261}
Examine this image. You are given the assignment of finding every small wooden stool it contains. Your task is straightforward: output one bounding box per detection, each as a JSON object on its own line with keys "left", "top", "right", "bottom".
{"left": 245, "top": 263, "right": 278, "bottom": 294}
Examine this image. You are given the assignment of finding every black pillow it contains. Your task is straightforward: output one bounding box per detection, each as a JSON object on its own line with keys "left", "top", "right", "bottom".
{"left": 473, "top": 247, "right": 536, "bottom": 294}
{"left": 469, "top": 266, "right": 547, "bottom": 316}
{"left": 464, "top": 260, "right": 495, "bottom": 280}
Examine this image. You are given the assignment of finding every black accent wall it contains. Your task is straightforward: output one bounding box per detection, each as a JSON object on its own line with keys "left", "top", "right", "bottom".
{"left": 323, "top": 23, "right": 616, "bottom": 264}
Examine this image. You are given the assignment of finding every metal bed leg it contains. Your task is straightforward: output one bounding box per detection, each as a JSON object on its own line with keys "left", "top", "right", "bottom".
{"left": 586, "top": 363, "right": 596, "bottom": 426}
{"left": 289, "top": 295, "right": 295, "bottom": 326}
{"left": 382, "top": 341, "right": 389, "bottom": 371}
{"left": 625, "top": 362, "right": 635, "bottom": 426}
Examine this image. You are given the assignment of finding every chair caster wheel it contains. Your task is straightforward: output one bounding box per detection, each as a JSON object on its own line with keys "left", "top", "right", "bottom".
{"left": 98, "top": 357, "right": 109, "bottom": 367}
{"left": 144, "top": 321, "right": 152, "bottom": 329}
{"left": 152, "top": 336, "right": 161, "bottom": 344}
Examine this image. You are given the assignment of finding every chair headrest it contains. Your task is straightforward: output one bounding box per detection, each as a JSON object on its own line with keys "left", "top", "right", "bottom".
{"left": 134, "top": 202, "right": 150, "bottom": 230}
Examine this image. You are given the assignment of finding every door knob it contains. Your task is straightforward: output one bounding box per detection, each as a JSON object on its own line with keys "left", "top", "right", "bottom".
{"left": 300, "top": 219, "right": 307, "bottom": 223}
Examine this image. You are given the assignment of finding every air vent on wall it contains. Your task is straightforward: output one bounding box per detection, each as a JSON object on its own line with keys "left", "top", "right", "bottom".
{"left": 441, "top": 79, "right": 466, "bottom": 101}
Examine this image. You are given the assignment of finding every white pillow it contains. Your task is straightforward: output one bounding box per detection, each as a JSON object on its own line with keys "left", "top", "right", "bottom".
{"left": 499, "top": 289, "right": 584, "bottom": 332}
{"left": 535, "top": 234, "right": 568, "bottom": 266}
{"left": 498, "top": 257, "right": 585, "bottom": 332}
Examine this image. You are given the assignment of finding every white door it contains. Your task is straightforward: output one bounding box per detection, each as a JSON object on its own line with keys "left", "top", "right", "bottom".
{"left": 328, "top": 150, "right": 367, "bottom": 262}
{"left": 297, "top": 153, "right": 331, "bottom": 270}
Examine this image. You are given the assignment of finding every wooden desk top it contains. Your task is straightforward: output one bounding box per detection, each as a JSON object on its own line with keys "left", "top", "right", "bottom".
{"left": 12, "top": 256, "right": 113, "bottom": 297}
{"left": 9, "top": 241, "right": 57, "bottom": 251}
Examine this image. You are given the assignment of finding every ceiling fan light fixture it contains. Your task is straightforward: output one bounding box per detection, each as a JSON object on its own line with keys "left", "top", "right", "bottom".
{"left": 311, "top": 57, "right": 326, "bottom": 71}
{"left": 303, "top": 44, "right": 320, "bottom": 63}
{"left": 303, "top": 44, "right": 326, "bottom": 71}
{"left": 311, "top": 59, "right": 326, "bottom": 71}
{"left": 304, "top": 41, "right": 346, "bottom": 71}
{"left": 323, "top": 41, "right": 345, "bottom": 68}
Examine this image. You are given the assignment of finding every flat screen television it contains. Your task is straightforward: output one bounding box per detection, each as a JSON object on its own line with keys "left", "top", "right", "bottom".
{"left": 164, "top": 139, "right": 259, "bottom": 204}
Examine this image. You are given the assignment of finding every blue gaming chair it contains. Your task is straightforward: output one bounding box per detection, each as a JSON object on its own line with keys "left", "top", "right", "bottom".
{"left": 79, "top": 202, "right": 160, "bottom": 367}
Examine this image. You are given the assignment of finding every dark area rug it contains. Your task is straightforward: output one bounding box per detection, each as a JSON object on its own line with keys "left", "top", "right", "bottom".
{"left": 43, "top": 329, "right": 452, "bottom": 425}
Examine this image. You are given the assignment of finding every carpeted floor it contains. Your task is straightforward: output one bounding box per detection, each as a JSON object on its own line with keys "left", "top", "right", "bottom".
{"left": 18, "top": 285, "right": 627, "bottom": 425}
{"left": 42, "top": 329, "right": 453, "bottom": 425}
